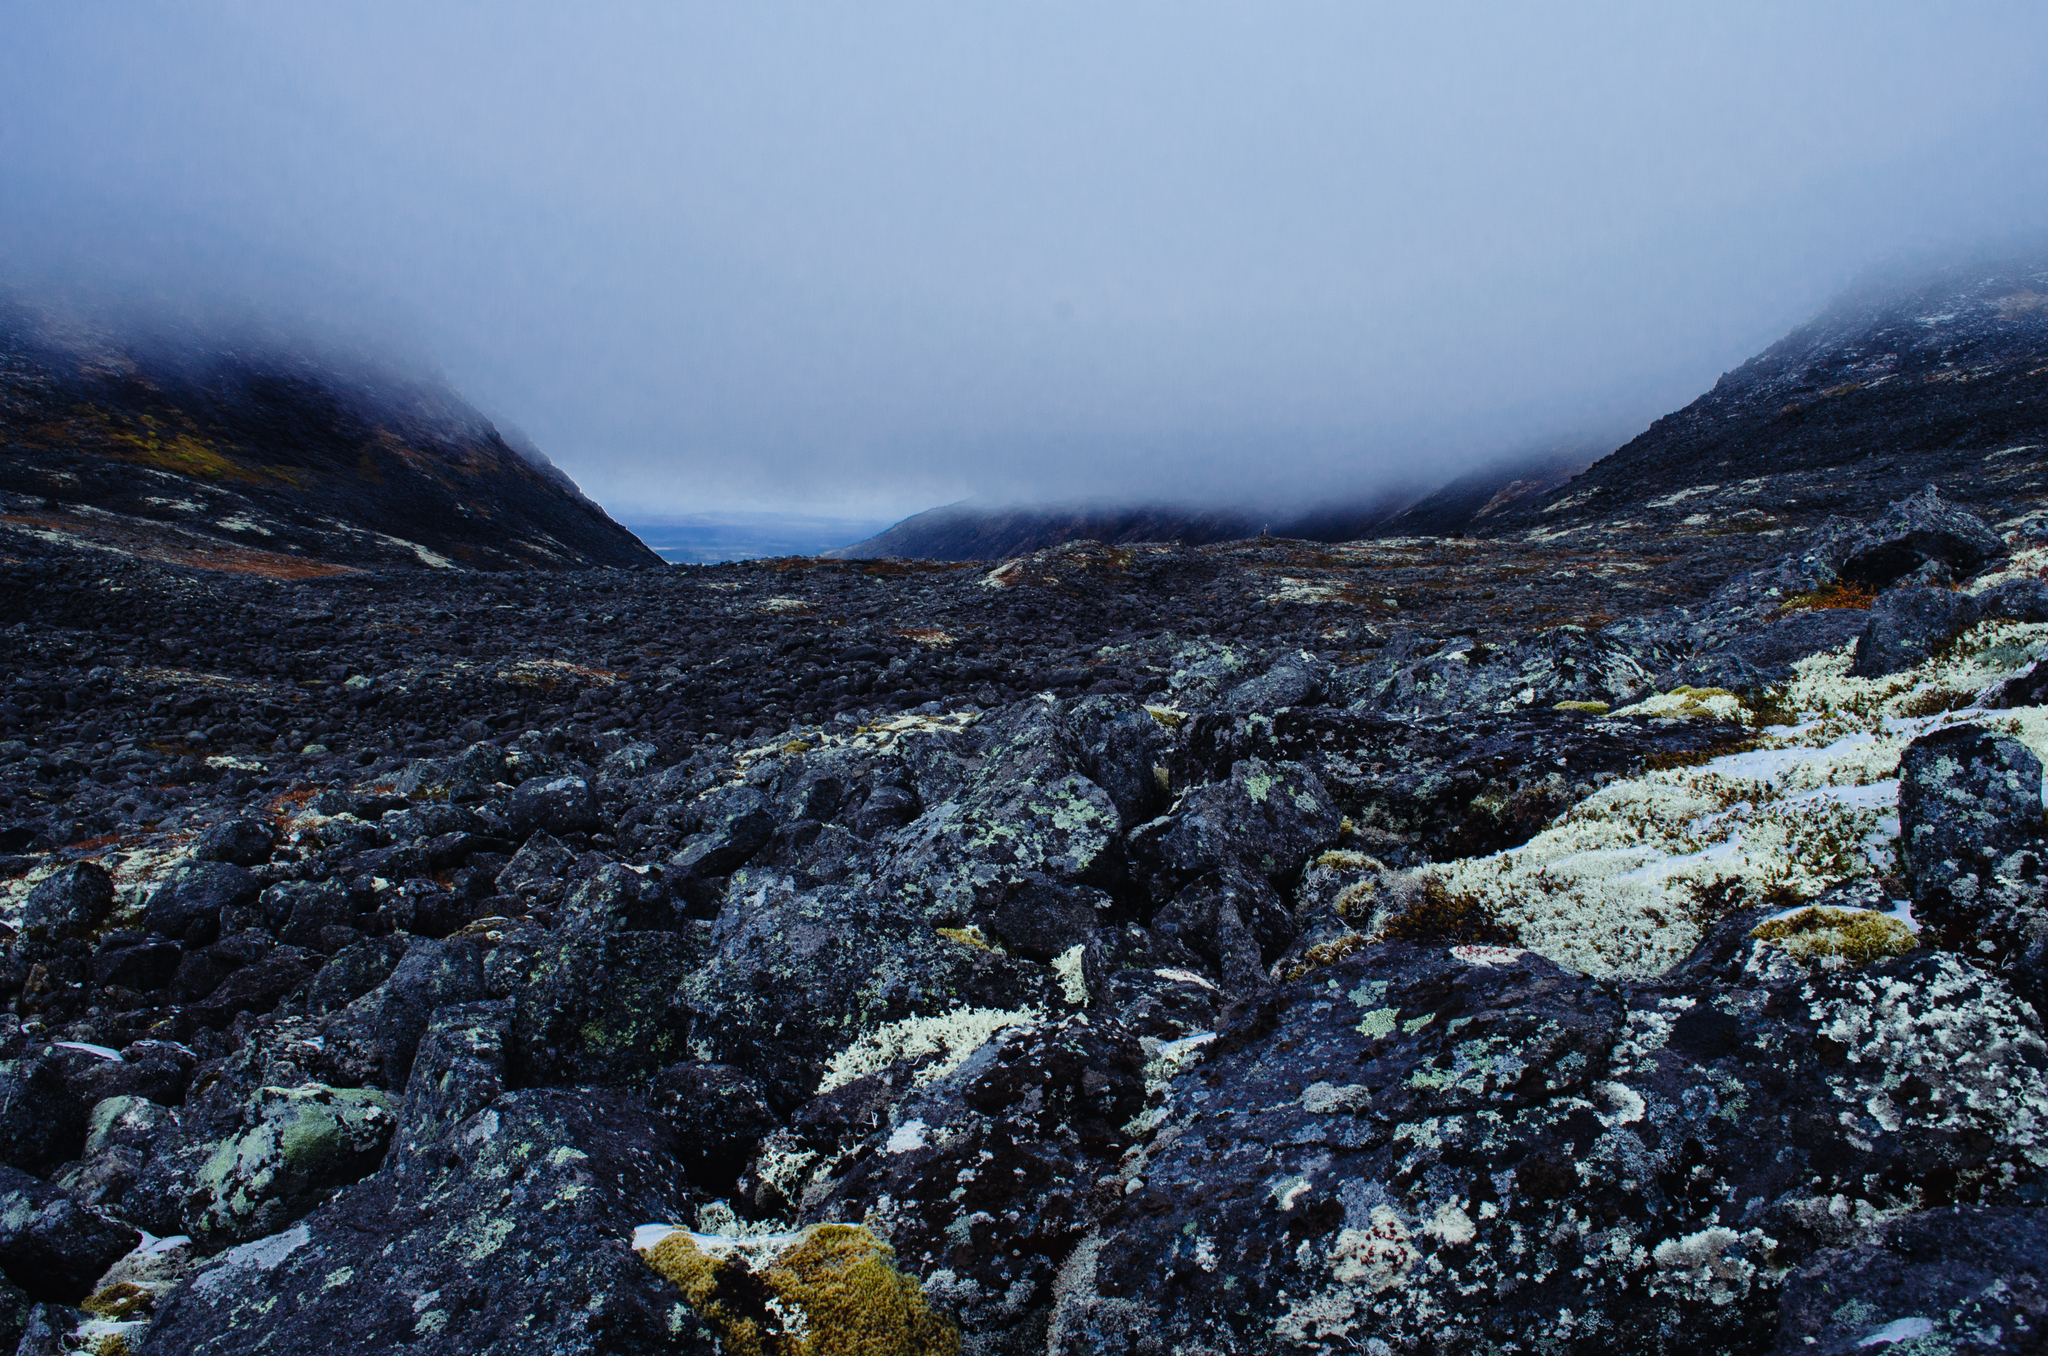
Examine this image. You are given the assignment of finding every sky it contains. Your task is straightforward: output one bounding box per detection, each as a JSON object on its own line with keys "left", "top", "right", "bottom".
{"left": 4, "top": 3, "right": 2048, "bottom": 523}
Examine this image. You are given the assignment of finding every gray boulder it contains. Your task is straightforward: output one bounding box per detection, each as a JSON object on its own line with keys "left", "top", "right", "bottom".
{"left": 1898, "top": 723, "right": 2047, "bottom": 933}
{"left": 1851, "top": 587, "right": 1978, "bottom": 677}
{"left": 1837, "top": 483, "right": 2009, "bottom": 591}
{"left": 17, "top": 863, "right": 114, "bottom": 940}
{"left": 1137, "top": 756, "right": 1340, "bottom": 893}
{"left": 506, "top": 773, "right": 601, "bottom": 839}
{"left": 146, "top": 861, "right": 259, "bottom": 944}
{"left": 0, "top": 1058, "right": 85, "bottom": 1175}
{"left": 0, "top": 1165, "right": 138, "bottom": 1301}
{"left": 140, "top": 1089, "right": 703, "bottom": 1356}
{"left": 1770, "top": 1206, "right": 2048, "bottom": 1355}
{"left": 191, "top": 817, "right": 276, "bottom": 866}
{"left": 667, "top": 784, "right": 776, "bottom": 879}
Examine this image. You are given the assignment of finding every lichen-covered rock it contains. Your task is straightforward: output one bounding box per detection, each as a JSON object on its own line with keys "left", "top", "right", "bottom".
{"left": 507, "top": 773, "right": 602, "bottom": 840}
{"left": 320, "top": 937, "right": 487, "bottom": 1087}
{"left": 141, "top": 1089, "right": 699, "bottom": 1355}
{"left": 686, "top": 875, "right": 1058, "bottom": 1109}
{"left": 1851, "top": 586, "right": 1979, "bottom": 677}
{"left": 0, "top": 1165, "right": 138, "bottom": 1302}
{"left": 648, "top": 1063, "right": 780, "bottom": 1193}
{"left": 16, "top": 863, "right": 114, "bottom": 940}
{"left": 668, "top": 783, "right": 777, "bottom": 882}
{"left": 1769, "top": 1206, "right": 2048, "bottom": 1355}
{"left": 511, "top": 931, "right": 696, "bottom": 1085}
{"left": 1136, "top": 756, "right": 1340, "bottom": 893}
{"left": 1052, "top": 939, "right": 2048, "bottom": 1356}
{"left": 1835, "top": 483, "right": 2010, "bottom": 591}
{"left": 177, "top": 1083, "right": 398, "bottom": 1247}
{"left": 800, "top": 1014, "right": 1147, "bottom": 1339}
{"left": 1898, "top": 722, "right": 2048, "bottom": 936}
{"left": 145, "top": 862, "right": 259, "bottom": 945}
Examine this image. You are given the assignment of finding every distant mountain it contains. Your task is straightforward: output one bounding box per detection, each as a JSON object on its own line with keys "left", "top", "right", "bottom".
{"left": 0, "top": 291, "right": 660, "bottom": 572}
{"left": 822, "top": 488, "right": 1419, "bottom": 562}
{"left": 1480, "top": 255, "right": 2048, "bottom": 540}
{"left": 1372, "top": 441, "right": 1601, "bottom": 537}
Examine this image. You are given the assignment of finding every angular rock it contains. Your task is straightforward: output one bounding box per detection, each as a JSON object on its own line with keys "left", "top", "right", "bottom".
{"left": 648, "top": 1062, "right": 780, "bottom": 1191}
{"left": 668, "top": 784, "right": 776, "bottom": 879}
{"left": 0, "top": 1164, "right": 138, "bottom": 1302}
{"left": 1769, "top": 1205, "right": 2048, "bottom": 1355}
{"left": 0, "top": 1058, "right": 85, "bottom": 1175}
{"left": 190, "top": 817, "right": 277, "bottom": 867}
{"left": 1898, "top": 722, "right": 2047, "bottom": 935}
{"left": 506, "top": 774, "right": 600, "bottom": 839}
{"left": 140, "top": 1089, "right": 698, "bottom": 1355}
{"left": 179, "top": 1083, "right": 399, "bottom": 1247}
{"left": 1850, "top": 586, "right": 1979, "bottom": 677}
{"left": 1138, "top": 756, "right": 1339, "bottom": 892}
{"left": 320, "top": 938, "right": 486, "bottom": 1088}
{"left": 17, "top": 863, "right": 114, "bottom": 940}
{"left": 146, "top": 862, "right": 259, "bottom": 945}
{"left": 1837, "top": 484, "right": 2010, "bottom": 591}
{"left": 510, "top": 930, "right": 696, "bottom": 1085}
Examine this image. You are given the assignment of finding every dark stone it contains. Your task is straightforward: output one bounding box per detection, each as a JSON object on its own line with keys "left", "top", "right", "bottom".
{"left": 1836, "top": 484, "right": 2009, "bottom": 591}
{"left": 17, "top": 864, "right": 113, "bottom": 940}
{"left": 191, "top": 817, "right": 277, "bottom": 866}
{"left": 669, "top": 785, "right": 776, "bottom": 877}
{"left": 495, "top": 830, "right": 577, "bottom": 908}
{"left": 1850, "top": 587, "right": 1978, "bottom": 678}
{"left": 648, "top": 1062, "right": 780, "bottom": 1190}
{"left": 1770, "top": 1206, "right": 2048, "bottom": 1355}
{"left": 0, "top": 1165, "right": 138, "bottom": 1302}
{"left": 139, "top": 1089, "right": 698, "bottom": 1356}
{"left": 1897, "top": 723, "right": 2047, "bottom": 935}
{"left": 90, "top": 939, "right": 180, "bottom": 992}
{"left": 0, "top": 1059, "right": 85, "bottom": 1175}
{"left": 511, "top": 931, "right": 696, "bottom": 1085}
{"left": 506, "top": 774, "right": 601, "bottom": 839}
{"left": 146, "top": 861, "right": 260, "bottom": 945}
{"left": 973, "top": 873, "right": 1104, "bottom": 962}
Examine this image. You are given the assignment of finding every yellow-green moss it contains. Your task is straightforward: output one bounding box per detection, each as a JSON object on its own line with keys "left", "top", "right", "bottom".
{"left": 1751, "top": 907, "right": 1917, "bottom": 965}
{"left": 81, "top": 1282, "right": 152, "bottom": 1319}
{"left": 643, "top": 1225, "right": 960, "bottom": 1356}
{"left": 1283, "top": 931, "right": 1372, "bottom": 980}
{"left": 1554, "top": 700, "right": 1610, "bottom": 714}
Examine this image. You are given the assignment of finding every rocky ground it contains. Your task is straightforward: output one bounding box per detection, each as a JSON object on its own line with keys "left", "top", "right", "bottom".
{"left": 0, "top": 477, "right": 2044, "bottom": 1353}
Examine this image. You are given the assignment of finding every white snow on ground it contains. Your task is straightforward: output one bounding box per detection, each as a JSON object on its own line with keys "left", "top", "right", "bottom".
{"left": 1403, "top": 620, "right": 2048, "bottom": 979}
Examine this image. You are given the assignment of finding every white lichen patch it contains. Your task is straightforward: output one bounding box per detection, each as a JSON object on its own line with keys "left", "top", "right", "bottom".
{"left": 815, "top": 1005, "right": 1043, "bottom": 1095}
{"left": 1324, "top": 623, "right": 2048, "bottom": 978}
{"left": 1052, "top": 945, "right": 1090, "bottom": 1005}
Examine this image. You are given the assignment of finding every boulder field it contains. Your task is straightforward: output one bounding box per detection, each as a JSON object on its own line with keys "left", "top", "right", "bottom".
{"left": 0, "top": 485, "right": 2046, "bottom": 1352}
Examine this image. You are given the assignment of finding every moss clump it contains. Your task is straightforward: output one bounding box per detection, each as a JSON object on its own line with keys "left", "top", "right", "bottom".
{"left": 92, "top": 1337, "right": 135, "bottom": 1356}
{"left": 1554, "top": 700, "right": 1610, "bottom": 714}
{"left": 1375, "top": 879, "right": 1520, "bottom": 947}
{"left": 1751, "top": 907, "right": 1917, "bottom": 965}
{"left": 1283, "top": 931, "right": 1372, "bottom": 980}
{"left": 81, "top": 1282, "right": 152, "bottom": 1319}
{"left": 1775, "top": 581, "right": 1877, "bottom": 615}
{"left": 643, "top": 1225, "right": 960, "bottom": 1356}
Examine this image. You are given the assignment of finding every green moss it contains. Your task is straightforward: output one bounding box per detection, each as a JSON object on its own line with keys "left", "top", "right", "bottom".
{"left": 81, "top": 1282, "right": 152, "bottom": 1319}
{"left": 644, "top": 1225, "right": 961, "bottom": 1356}
{"left": 1553, "top": 700, "right": 1610, "bottom": 714}
{"left": 1751, "top": 907, "right": 1917, "bottom": 965}
{"left": 1375, "top": 879, "right": 1520, "bottom": 946}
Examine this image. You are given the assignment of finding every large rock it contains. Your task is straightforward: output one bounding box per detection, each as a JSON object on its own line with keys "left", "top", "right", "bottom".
{"left": 1136, "top": 756, "right": 1340, "bottom": 894}
{"left": 506, "top": 774, "right": 601, "bottom": 839}
{"left": 1850, "top": 587, "right": 1979, "bottom": 677}
{"left": 667, "top": 784, "right": 777, "bottom": 883}
{"left": 190, "top": 817, "right": 277, "bottom": 867}
{"left": 0, "top": 1058, "right": 85, "bottom": 1175}
{"left": 0, "top": 1165, "right": 138, "bottom": 1302}
{"left": 510, "top": 931, "right": 696, "bottom": 1085}
{"left": 320, "top": 938, "right": 487, "bottom": 1088}
{"left": 140, "top": 1089, "right": 703, "bottom": 1355}
{"left": 16, "top": 863, "right": 114, "bottom": 940}
{"left": 146, "top": 862, "right": 259, "bottom": 945}
{"left": 1769, "top": 1205, "right": 2048, "bottom": 1355}
{"left": 800, "top": 1014, "right": 1148, "bottom": 1338}
{"left": 1837, "top": 483, "right": 2009, "bottom": 590}
{"left": 1050, "top": 939, "right": 2048, "bottom": 1356}
{"left": 1898, "top": 723, "right": 2048, "bottom": 936}
{"left": 177, "top": 1083, "right": 399, "bottom": 1247}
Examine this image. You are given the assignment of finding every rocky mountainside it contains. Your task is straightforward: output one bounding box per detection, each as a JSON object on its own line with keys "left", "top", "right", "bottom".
{"left": 0, "top": 292, "right": 659, "bottom": 573}
{"left": 1, "top": 454, "right": 2048, "bottom": 1350}
{"left": 1485, "top": 255, "right": 2048, "bottom": 542}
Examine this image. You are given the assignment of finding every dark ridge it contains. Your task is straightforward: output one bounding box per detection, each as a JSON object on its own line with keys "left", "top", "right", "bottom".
{"left": 1481, "top": 254, "right": 2048, "bottom": 538}
{"left": 1372, "top": 440, "right": 1602, "bottom": 537}
{"left": 0, "top": 290, "right": 660, "bottom": 572}
{"left": 823, "top": 487, "right": 1417, "bottom": 562}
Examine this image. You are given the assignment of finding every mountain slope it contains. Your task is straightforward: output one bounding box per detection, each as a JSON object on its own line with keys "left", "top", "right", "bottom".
{"left": 0, "top": 292, "right": 659, "bottom": 572}
{"left": 1483, "top": 255, "right": 2048, "bottom": 541}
